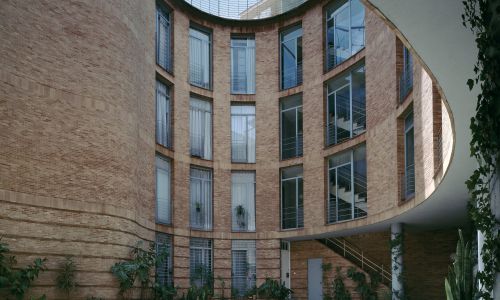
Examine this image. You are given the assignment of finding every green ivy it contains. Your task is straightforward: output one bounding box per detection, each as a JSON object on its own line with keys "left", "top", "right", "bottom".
{"left": 55, "top": 256, "right": 77, "bottom": 298}
{"left": 461, "top": 1, "right": 500, "bottom": 299}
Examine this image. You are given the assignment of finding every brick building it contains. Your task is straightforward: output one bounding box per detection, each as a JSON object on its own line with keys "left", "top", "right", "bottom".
{"left": 0, "top": 0, "right": 470, "bottom": 299}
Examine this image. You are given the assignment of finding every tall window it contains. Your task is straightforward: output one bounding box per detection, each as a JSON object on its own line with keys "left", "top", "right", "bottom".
{"left": 232, "top": 240, "right": 256, "bottom": 296}
{"left": 281, "top": 166, "right": 303, "bottom": 229}
{"left": 156, "top": 80, "right": 171, "bottom": 148}
{"left": 280, "top": 94, "right": 303, "bottom": 160}
{"left": 190, "top": 167, "right": 212, "bottom": 230}
{"left": 190, "top": 97, "right": 212, "bottom": 160}
{"left": 189, "top": 27, "right": 211, "bottom": 89}
{"left": 231, "top": 105, "right": 256, "bottom": 163}
{"left": 280, "top": 25, "right": 303, "bottom": 90}
{"left": 190, "top": 238, "right": 213, "bottom": 287}
{"left": 156, "top": 155, "right": 171, "bottom": 224}
{"left": 327, "top": 144, "right": 367, "bottom": 223}
{"left": 156, "top": 233, "right": 173, "bottom": 287}
{"left": 326, "top": 64, "right": 366, "bottom": 146}
{"left": 403, "top": 111, "right": 415, "bottom": 198}
{"left": 156, "top": 5, "right": 172, "bottom": 72}
{"left": 325, "top": 0, "right": 365, "bottom": 70}
{"left": 232, "top": 172, "right": 256, "bottom": 232}
{"left": 231, "top": 37, "right": 256, "bottom": 94}
{"left": 399, "top": 46, "right": 413, "bottom": 102}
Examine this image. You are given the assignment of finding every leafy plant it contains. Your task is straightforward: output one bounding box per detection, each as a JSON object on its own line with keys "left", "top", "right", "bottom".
{"left": 0, "top": 239, "right": 47, "bottom": 300}
{"left": 444, "top": 230, "right": 475, "bottom": 300}
{"left": 178, "top": 285, "right": 213, "bottom": 300}
{"left": 461, "top": 1, "right": 500, "bottom": 299}
{"left": 255, "top": 277, "right": 292, "bottom": 300}
{"left": 190, "top": 263, "right": 214, "bottom": 291}
{"left": 332, "top": 267, "right": 352, "bottom": 300}
{"left": 153, "top": 283, "right": 177, "bottom": 300}
{"left": 215, "top": 276, "right": 227, "bottom": 300}
{"left": 55, "top": 256, "right": 77, "bottom": 298}
{"left": 347, "top": 267, "right": 380, "bottom": 300}
{"left": 110, "top": 240, "right": 169, "bottom": 299}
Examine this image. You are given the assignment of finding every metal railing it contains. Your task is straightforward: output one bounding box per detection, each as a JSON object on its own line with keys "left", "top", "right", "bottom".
{"left": 434, "top": 126, "right": 443, "bottom": 173}
{"left": 184, "top": 0, "right": 307, "bottom": 20}
{"left": 281, "top": 205, "right": 304, "bottom": 229}
{"left": 402, "top": 163, "right": 415, "bottom": 199}
{"left": 281, "top": 133, "right": 303, "bottom": 159}
{"left": 281, "top": 62, "right": 303, "bottom": 90}
{"left": 326, "top": 97, "right": 366, "bottom": 146}
{"left": 321, "top": 237, "right": 392, "bottom": 285}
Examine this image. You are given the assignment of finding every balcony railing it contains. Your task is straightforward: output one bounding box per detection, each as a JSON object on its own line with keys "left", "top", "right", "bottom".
{"left": 281, "top": 62, "right": 303, "bottom": 90}
{"left": 281, "top": 133, "right": 303, "bottom": 159}
{"left": 402, "top": 163, "right": 415, "bottom": 200}
{"left": 282, "top": 205, "right": 304, "bottom": 229}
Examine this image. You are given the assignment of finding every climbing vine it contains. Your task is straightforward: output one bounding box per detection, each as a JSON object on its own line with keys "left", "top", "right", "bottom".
{"left": 389, "top": 233, "right": 408, "bottom": 300}
{"left": 461, "top": 1, "right": 500, "bottom": 299}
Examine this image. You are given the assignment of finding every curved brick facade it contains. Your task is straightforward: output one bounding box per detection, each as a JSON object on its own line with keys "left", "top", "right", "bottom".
{"left": 0, "top": 0, "right": 454, "bottom": 299}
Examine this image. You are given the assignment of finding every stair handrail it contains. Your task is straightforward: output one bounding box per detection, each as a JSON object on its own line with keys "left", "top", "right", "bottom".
{"left": 323, "top": 237, "right": 392, "bottom": 285}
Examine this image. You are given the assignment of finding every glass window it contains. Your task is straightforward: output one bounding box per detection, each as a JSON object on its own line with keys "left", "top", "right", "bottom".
{"left": 327, "top": 144, "right": 367, "bottom": 223}
{"left": 190, "top": 238, "right": 213, "bottom": 287}
{"left": 156, "top": 5, "right": 172, "bottom": 72}
{"left": 326, "top": 0, "right": 365, "bottom": 70}
{"left": 399, "top": 46, "right": 413, "bottom": 102}
{"left": 280, "top": 94, "right": 303, "bottom": 160}
{"left": 232, "top": 172, "right": 256, "bottom": 232}
{"left": 280, "top": 25, "right": 303, "bottom": 90}
{"left": 231, "top": 37, "right": 256, "bottom": 94}
{"left": 190, "top": 97, "right": 212, "bottom": 160}
{"left": 190, "top": 167, "right": 212, "bottom": 230}
{"left": 281, "top": 165, "right": 303, "bottom": 229}
{"left": 232, "top": 240, "right": 256, "bottom": 296}
{"left": 326, "top": 64, "right": 365, "bottom": 146}
{"left": 404, "top": 111, "right": 415, "bottom": 198}
{"left": 231, "top": 105, "right": 256, "bottom": 163}
{"left": 156, "top": 233, "right": 173, "bottom": 287}
{"left": 156, "top": 155, "right": 171, "bottom": 224}
{"left": 189, "top": 27, "right": 211, "bottom": 89}
{"left": 156, "top": 80, "right": 171, "bottom": 148}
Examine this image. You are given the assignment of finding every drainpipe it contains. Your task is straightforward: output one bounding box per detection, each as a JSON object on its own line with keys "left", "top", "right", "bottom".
{"left": 391, "top": 223, "right": 404, "bottom": 300}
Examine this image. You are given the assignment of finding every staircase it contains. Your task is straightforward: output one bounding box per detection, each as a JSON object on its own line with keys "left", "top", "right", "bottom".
{"left": 318, "top": 237, "right": 392, "bottom": 286}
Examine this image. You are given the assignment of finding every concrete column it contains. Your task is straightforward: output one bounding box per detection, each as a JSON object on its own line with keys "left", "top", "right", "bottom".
{"left": 391, "top": 223, "right": 404, "bottom": 300}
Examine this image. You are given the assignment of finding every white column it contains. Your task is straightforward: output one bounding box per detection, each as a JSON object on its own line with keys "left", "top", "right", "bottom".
{"left": 391, "top": 223, "right": 404, "bottom": 300}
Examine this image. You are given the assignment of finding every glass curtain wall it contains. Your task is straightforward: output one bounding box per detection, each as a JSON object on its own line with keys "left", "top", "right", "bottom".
{"left": 326, "top": 0, "right": 365, "bottom": 70}
{"left": 326, "top": 64, "right": 365, "bottom": 146}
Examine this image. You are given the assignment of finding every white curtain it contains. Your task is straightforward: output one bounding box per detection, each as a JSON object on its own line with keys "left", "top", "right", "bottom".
{"left": 231, "top": 38, "right": 255, "bottom": 94}
{"left": 156, "top": 156, "right": 171, "bottom": 224}
{"left": 157, "top": 8, "right": 170, "bottom": 70}
{"left": 190, "top": 98, "right": 212, "bottom": 160}
{"left": 190, "top": 168, "right": 212, "bottom": 230}
{"left": 189, "top": 28, "right": 210, "bottom": 89}
{"left": 156, "top": 81, "right": 170, "bottom": 148}
{"left": 231, "top": 105, "right": 255, "bottom": 163}
{"left": 231, "top": 173, "right": 255, "bottom": 231}
{"left": 246, "top": 39, "right": 256, "bottom": 93}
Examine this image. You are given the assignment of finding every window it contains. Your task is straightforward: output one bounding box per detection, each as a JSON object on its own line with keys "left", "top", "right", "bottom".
{"left": 190, "top": 238, "right": 213, "bottom": 287}
{"left": 156, "top": 155, "right": 171, "bottom": 224}
{"left": 281, "top": 166, "right": 303, "bottom": 229}
{"left": 399, "top": 46, "right": 413, "bottom": 102}
{"left": 156, "top": 233, "right": 173, "bottom": 287}
{"left": 327, "top": 144, "right": 367, "bottom": 223}
{"left": 189, "top": 27, "right": 211, "bottom": 89}
{"left": 326, "top": 64, "right": 366, "bottom": 146}
{"left": 190, "top": 97, "right": 212, "bottom": 160}
{"left": 403, "top": 111, "right": 415, "bottom": 198}
{"left": 231, "top": 105, "right": 256, "bottom": 163}
{"left": 232, "top": 172, "right": 256, "bottom": 232}
{"left": 232, "top": 240, "right": 256, "bottom": 296}
{"left": 280, "top": 25, "right": 303, "bottom": 90}
{"left": 156, "top": 5, "right": 172, "bottom": 72}
{"left": 190, "top": 167, "right": 212, "bottom": 230}
{"left": 231, "top": 37, "right": 256, "bottom": 94}
{"left": 156, "top": 80, "right": 171, "bottom": 148}
{"left": 280, "top": 94, "right": 303, "bottom": 160}
{"left": 325, "top": 0, "right": 365, "bottom": 70}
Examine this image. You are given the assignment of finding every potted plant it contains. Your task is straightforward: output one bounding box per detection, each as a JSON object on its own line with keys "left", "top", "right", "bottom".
{"left": 235, "top": 205, "right": 246, "bottom": 228}
{"left": 195, "top": 201, "right": 202, "bottom": 213}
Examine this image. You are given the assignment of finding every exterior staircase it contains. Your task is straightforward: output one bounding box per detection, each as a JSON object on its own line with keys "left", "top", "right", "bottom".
{"left": 318, "top": 237, "right": 392, "bottom": 286}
